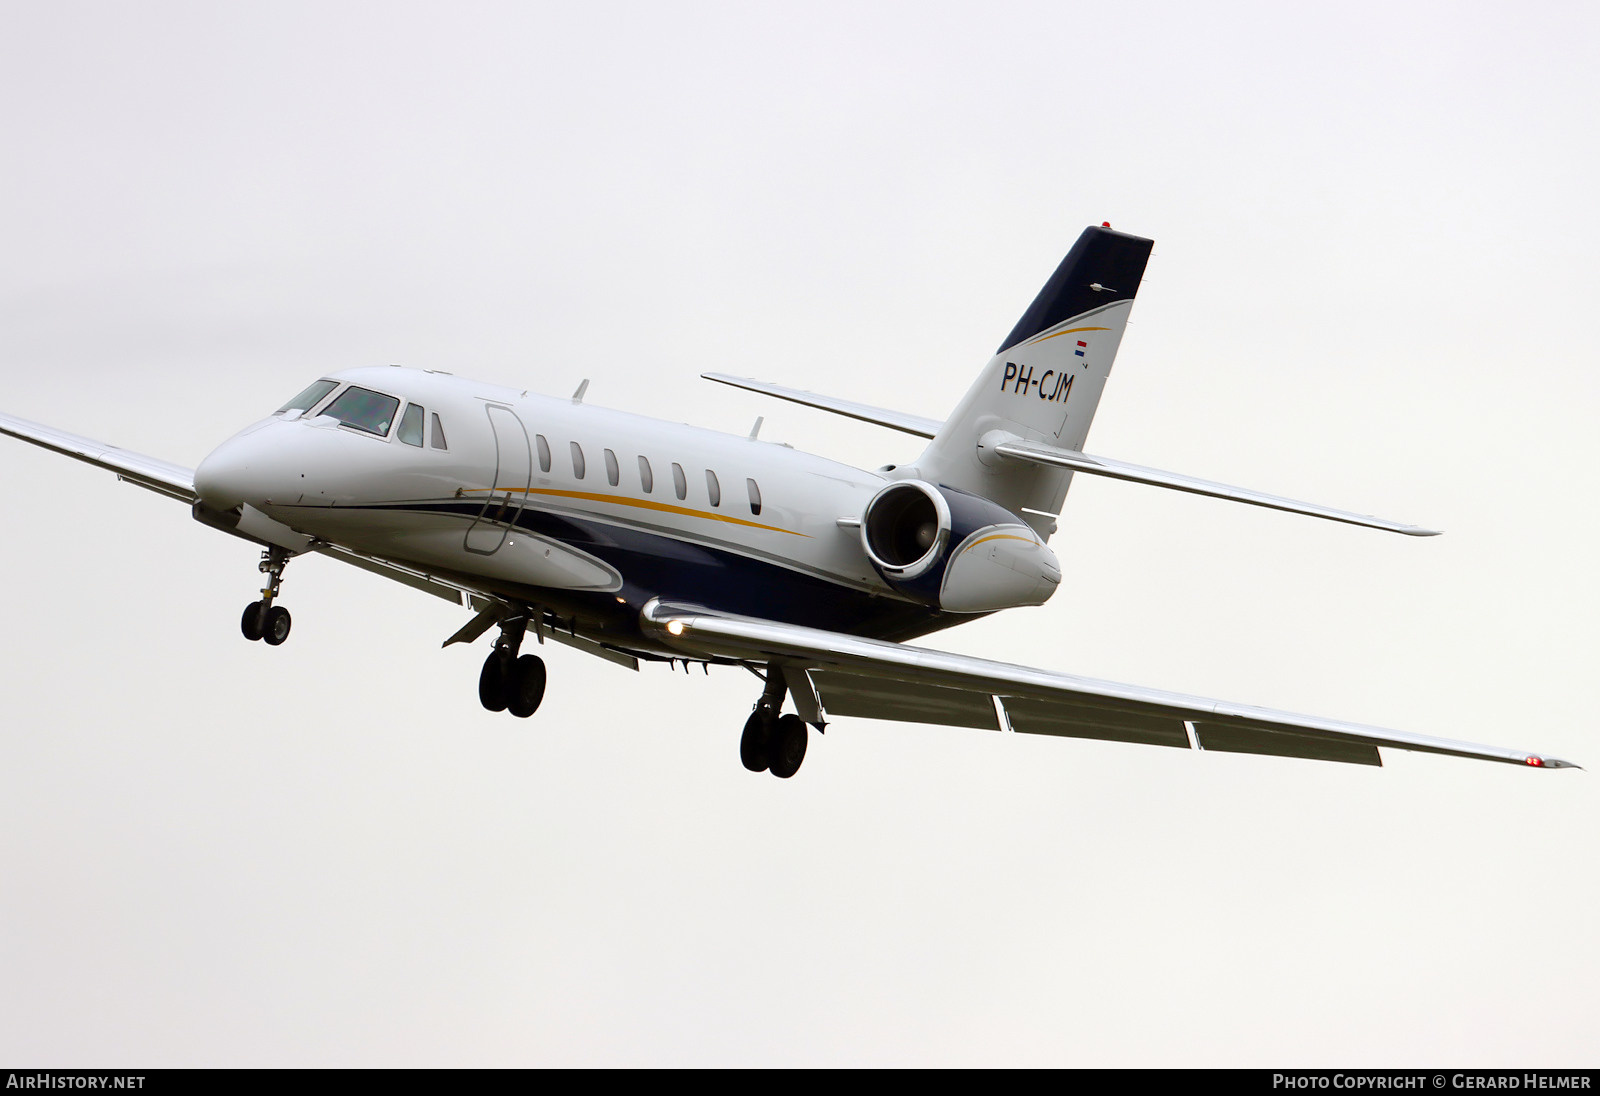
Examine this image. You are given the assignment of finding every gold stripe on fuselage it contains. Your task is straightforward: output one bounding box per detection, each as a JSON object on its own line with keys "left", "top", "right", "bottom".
{"left": 462, "top": 486, "right": 811, "bottom": 538}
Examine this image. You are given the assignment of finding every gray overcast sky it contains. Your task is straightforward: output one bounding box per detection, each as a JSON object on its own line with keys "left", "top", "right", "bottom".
{"left": 1, "top": 0, "right": 1595, "bottom": 1066}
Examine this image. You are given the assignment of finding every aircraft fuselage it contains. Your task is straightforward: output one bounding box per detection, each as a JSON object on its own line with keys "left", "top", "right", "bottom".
{"left": 194, "top": 366, "right": 959, "bottom": 653}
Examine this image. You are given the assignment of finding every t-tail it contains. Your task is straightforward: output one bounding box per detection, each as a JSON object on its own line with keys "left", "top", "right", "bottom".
{"left": 702, "top": 223, "right": 1436, "bottom": 540}
{"left": 910, "top": 224, "right": 1155, "bottom": 532}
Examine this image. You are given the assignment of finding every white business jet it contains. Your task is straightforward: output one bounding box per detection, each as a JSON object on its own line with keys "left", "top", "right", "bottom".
{"left": 0, "top": 225, "right": 1575, "bottom": 777}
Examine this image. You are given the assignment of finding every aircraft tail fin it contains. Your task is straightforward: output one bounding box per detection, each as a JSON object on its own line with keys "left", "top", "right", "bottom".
{"left": 911, "top": 225, "right": 1154, "bottom": 532}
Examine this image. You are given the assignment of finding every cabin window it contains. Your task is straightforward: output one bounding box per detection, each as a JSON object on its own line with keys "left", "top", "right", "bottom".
{"left": 747, "top": 478, "right": 762, "bottom": 516}
{"left": 536, "top": 434, "right": 551, "bottom": 473}
{"left": 570, "top": 441, "right": 586, "bottom": 479}
{"left": 430, "top": 412, "right": 448, "bottom": 450}
{"left": 277, "top": 379, "right": 338, "bottom": 415}
{"left": 638, "top": 455, "right": 654, "bottom": 493}
{"left": 604, "top": 448, "right": 620, "bottom": 487}
{"left": 321, "top": 386, "right": 400, "bottom": 437}
{"left": 398, "top": 404, "right": 424, "bottom": 447}
{"left": 705, "top": 469, "right": 721, "bottom": 507}
{"left": 671, "top": 462, "right": 687, "bottom": 500}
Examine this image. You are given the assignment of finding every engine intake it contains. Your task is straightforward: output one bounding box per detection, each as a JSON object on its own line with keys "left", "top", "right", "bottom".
{"left": 861, "top": 481, "right": 950, "bottom": 579}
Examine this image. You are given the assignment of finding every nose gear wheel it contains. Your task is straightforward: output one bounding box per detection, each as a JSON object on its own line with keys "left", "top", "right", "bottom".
{"left": 240, "top": 547, "right": 293, "bottom": 644}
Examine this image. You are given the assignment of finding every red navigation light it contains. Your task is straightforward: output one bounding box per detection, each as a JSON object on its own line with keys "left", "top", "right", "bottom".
{"left": 1526, "top": 756, "right": 1545, "bottom": 767}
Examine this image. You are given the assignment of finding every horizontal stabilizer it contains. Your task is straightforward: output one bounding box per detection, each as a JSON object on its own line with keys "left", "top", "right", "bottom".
{"left": 701, "top": 373, "right": 941, "bottom": 438}
{"left": 991, "top": 437, "right": 1440, "bottom": 536}
{"left": 0, "top": 411, "right": 196, "bottom": 502}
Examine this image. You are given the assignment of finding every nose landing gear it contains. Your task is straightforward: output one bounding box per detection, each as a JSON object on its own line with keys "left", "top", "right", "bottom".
{"left": 477, "top": 611, "right": 547, "bottom": 719}
{"left": 240, "top": 547, "right": 293, "bottom": 646}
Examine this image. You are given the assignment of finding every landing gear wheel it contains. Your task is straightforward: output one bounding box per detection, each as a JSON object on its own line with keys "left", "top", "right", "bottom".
{"left": 262, "top": 605, "right": 292, "bottom": 646}
{"left": 479, "top": 651, "right": 511, "bottom": 712}
{"left": 507, "top": 655, "right": 547, "bottom": 718}
{"left": 240, "top": 601, "right": 266, "bottom": 642}
{"left": 740, "top": 710, "right": 775, "bottom": 772}
{"left": 768, "top": 714, "right": 808, "bottom": 779}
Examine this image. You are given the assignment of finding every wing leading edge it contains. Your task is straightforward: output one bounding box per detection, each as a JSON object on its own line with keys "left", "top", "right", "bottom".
{"left": 640, "top": 600, "right": 1575, "bottom": 770}
{"left": 0, "top": 410, "right": 197, "bottom": 502}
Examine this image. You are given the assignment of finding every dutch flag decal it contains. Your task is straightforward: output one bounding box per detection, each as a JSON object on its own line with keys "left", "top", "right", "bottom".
{"left": 1075, "top": 340, "right": 1087, "bottom": 358}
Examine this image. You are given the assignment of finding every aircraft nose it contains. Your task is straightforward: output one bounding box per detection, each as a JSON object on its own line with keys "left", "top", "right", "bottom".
{"left": 194, "top": 424, "right": 290, "bottom": 510}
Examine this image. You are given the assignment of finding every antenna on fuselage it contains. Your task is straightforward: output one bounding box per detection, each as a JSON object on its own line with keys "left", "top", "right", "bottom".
{"left": 571, "top": 379, "right": 590, "bottom": 404}
{"left": 748, "top": 416, "right": 763, "bottom": 440}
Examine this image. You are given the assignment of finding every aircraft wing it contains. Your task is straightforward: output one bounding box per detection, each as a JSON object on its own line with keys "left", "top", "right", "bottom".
{"left": 701, "top": 373, "right": 942, "bottom": 438}
{"left": 640, "top": 600, "right": 1575, "bottom": 769}
{"left": 0, "top": 410, "right": 197, "bottom": 502}
{"left": 0, "top": 410, "right": 531, "bottom": 625}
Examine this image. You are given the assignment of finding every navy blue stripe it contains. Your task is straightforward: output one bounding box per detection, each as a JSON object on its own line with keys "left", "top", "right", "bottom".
{"left": 998, "top": 226, "right": 1154, "bottom": 354}
{"left": 342, "top": 500, "right": 961, "bottom": 643}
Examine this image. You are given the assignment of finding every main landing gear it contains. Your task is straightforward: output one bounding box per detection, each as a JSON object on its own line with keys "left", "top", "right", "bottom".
{"left": 240, "top": 546, "right": 293, "bottom": 646}
{"left": 739, "top": 669, "right": 810, "bottom": 779}
{"left": 477, "top": 612, "right": 546, "bottom": 719}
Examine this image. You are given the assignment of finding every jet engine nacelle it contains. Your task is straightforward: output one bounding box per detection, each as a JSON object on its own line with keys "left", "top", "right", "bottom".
{"left": 859, "top": 480, "right": 1061, "bottom": 613}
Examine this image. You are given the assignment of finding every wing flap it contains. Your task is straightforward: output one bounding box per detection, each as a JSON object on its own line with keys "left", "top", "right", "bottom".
{"left": 1001, "top": 695, "right": 1190, "bottom": 749}
{"left": 0, "top": 411, "right": 196, "bottom": 502}
{"left": 992, "top": 437, "right": 1440, "bottom": 537}
{"left": 813, "top": 671, "right": 1000, "bottom": 730}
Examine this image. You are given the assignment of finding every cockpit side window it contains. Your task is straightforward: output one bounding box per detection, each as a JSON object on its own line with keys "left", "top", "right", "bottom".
{"left": 430, "top": 413, "right": 448, "bottom": 450}
{"left": 398, "top": 404, "right": 425, "bottom": 447}
{"left": 277, "top": 379, "right": 338, "bottom": 415}
{"left": 322, "top": 386, "right": 401, "bottom": 437}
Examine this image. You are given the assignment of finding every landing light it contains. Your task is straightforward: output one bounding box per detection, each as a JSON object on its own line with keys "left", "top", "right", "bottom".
{"left": 666, "top": 620, "right": 686, "bottom": 637}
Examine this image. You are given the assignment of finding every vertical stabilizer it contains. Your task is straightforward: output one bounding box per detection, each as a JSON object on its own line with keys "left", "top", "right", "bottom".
{"left": 911, "top": 226, "right": 1154, "bottom": 533}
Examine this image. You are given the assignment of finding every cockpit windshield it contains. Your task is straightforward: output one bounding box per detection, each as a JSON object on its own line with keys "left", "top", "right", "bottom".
{"left": 321, "top": 386, "right": 401, "bottom": 437}
{"left": 276, "top": 379, "right": 338, "bottom": 415}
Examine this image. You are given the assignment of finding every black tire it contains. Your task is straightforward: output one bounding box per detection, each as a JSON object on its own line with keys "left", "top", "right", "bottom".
{"left": 262, "top": 605, "right": 292, "bottom": 646}
{"left": 479, "top": 652, "right": 510, "bottom": 712}
{"left": 240, "top": 601, "right": 266, "bottom": 641}
{"left": 768, "top": 714, "right": 807, "bottom": 779}
{"left": 507, "top": 655, "right": 547, "bottom": 718}
{"left": 740, "top": 709, "right": 774, "bottom": 772}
